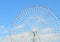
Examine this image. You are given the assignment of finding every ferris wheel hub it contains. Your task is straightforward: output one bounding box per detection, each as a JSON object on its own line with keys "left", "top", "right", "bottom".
{"left": 33, "top": 29, "right": 37, "bottom": 32}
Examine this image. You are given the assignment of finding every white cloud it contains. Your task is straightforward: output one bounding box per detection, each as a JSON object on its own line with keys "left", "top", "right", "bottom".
{"left": 0, "top": 25, "right": 8, "bottom": 34}
{"left": 0, "top": 28, "right": 60, "bottom": 42}
{"left": 12, "top": 24, "right": 25, "bottom": 30}
{"left": 0, "top": 36, "right": 10, "bottom": 42}
{"left": 2, "top": 30, "right": 8, "bottom": 33}
{"left": 40, "top": 27, "right": 52, "bottom": 33}
{"left": 12, "top": 24, "right": 25, "bottom": 32}
{"left": 11, "top": 32, "right": 32, "bottom": 42}
{"left": 0, "top": 37, "right": 2, "bottom": 40}
{"left": 0, "top": 25, "right": 4, "bottom": 29}
{"left": 11, "top": 27, "right": 60, "bottom": 42}
{"left": 10, "top": 31, "right": 60, "bottom": 42}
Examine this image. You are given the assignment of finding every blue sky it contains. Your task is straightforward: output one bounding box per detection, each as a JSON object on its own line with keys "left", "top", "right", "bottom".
{"left": 0, "top": 0, "right": 60, "bottom": 42}
{"left": 0, "top": 0, "right": 60, "bottom": 26}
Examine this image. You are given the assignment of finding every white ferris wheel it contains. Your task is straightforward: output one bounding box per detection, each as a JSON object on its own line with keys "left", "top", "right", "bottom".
{"left": 10, "top": 6, "right": 60, "bottom": 42}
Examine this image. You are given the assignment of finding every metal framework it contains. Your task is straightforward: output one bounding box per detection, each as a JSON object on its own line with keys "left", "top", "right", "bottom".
{"left": 32, "top": 29, "right": 41, "bottom": 42}
{"left": 10, "top": 5, "right": 60, "bottom": 42}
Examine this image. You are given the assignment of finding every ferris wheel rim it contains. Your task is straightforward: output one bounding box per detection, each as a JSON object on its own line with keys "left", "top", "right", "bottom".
{"left": 12, "top": 5, "right": 59, "bottom": 26}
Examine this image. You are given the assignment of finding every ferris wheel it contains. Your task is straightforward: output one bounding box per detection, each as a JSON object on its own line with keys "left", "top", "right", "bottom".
{"left": 10, "top": 6, "right": 60, "bottom": 42}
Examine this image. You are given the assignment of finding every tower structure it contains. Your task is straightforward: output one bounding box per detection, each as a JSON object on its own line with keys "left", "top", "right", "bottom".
{"left": 32, "top": 29, "right": 41, "bottom": 42}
